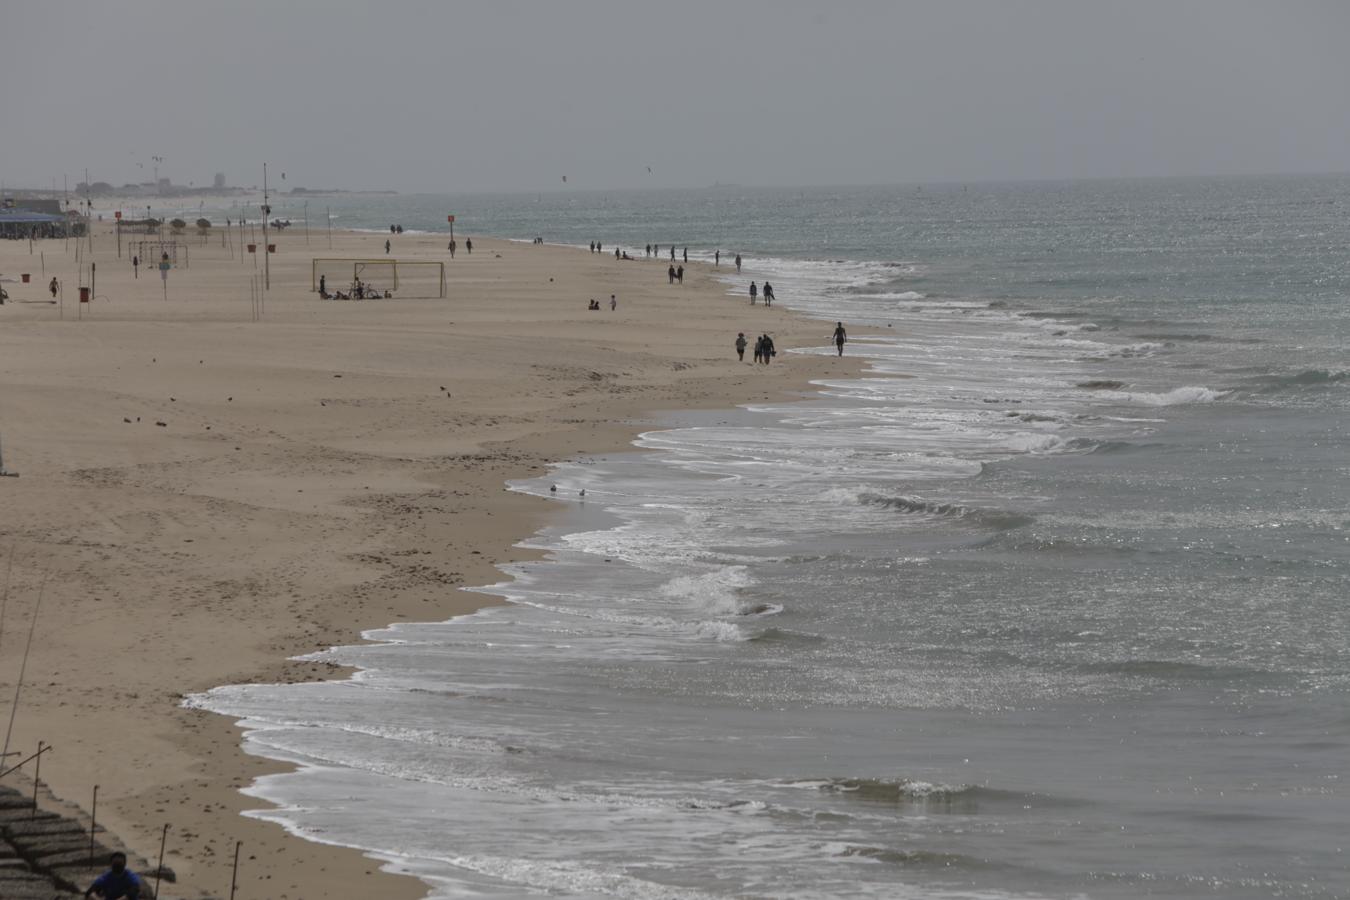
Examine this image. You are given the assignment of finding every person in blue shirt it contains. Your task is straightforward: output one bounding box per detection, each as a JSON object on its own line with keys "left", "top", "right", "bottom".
{"left": 85, "top": 852, "right": 142, "bottom": 899}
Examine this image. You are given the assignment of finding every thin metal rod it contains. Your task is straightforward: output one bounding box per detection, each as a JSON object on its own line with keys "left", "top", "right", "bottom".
{"left": 0, "top": 742, "right": 51, "bottom": 780}
{"left": 0, "top": 544, "right": 16, "bottom": 663}
{"left": 2, "top": 568, "right": 49, "bottom": 763}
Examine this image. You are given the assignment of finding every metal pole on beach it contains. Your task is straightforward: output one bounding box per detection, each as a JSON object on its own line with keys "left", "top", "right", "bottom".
{"left": 262, "top": 163, "right": 271, "bottom": 291}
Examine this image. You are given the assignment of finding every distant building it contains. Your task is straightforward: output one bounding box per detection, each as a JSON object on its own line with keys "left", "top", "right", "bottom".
{"left": 214, "top": 173, "right": 226, "bottom": 190}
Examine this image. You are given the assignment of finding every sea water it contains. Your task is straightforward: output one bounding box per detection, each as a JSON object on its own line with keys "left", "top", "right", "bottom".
{"left": 191, "top": 176, "right": 1350, "bottom": 899}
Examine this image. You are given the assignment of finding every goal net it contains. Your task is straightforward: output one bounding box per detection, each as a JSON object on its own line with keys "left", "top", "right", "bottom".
{"left": 311, "top": 258, "right": 446, "bottom": 298}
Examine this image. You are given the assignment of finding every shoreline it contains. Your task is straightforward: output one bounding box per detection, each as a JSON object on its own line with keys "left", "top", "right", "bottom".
{"left": 0, "top": 223, "right": 870, "bottom": 898}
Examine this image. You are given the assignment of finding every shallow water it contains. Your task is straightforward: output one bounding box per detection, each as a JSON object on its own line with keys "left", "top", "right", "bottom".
{"left": 193, "top": 175, "right": 1350, "bottom": 898}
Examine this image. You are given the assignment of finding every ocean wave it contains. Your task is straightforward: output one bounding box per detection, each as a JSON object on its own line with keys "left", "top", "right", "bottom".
{"left": 1096, "top": 385, "right": 1227, "bottom": 406}
{"left": 857, "top": 493, "right": 1033, "bottom": 530}
{"left": 1062, "top": 438, "right": 1154, "bottom": 455}
{"left": 1247, "top": 368, "right": 1350, "bottom": 392}
{"left": 1077, "top": 659, "right": 1275, "bottom": 681}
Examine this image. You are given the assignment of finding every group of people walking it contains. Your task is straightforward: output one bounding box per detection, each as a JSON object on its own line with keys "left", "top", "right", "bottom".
{"left": 735, "top": 332, "right": 777, "bottom": 364}
{"left": 748, "top": 281, "right": 775, "bottom": 305}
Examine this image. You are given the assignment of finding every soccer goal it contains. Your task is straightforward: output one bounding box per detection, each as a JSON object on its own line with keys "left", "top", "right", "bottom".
{"left": 311, "top": 258, "right": 446, "bottom": 298}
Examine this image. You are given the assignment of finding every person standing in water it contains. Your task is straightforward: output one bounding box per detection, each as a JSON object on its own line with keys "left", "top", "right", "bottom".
{"left": 833, "top": 321, "right": 847, "bottom": 356}
{"left": 715, "top": 250, "right": 721, "bottom": 266}
{"left": 735, "top": 253, "right": 742, "bottom": 273}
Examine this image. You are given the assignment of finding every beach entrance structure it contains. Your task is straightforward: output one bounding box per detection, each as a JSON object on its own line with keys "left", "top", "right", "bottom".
{"left": 131, "top": 240, "right": 188, "bottom": 269}
{"left": 311, "top": 259, "right": 446, "bottom": 298}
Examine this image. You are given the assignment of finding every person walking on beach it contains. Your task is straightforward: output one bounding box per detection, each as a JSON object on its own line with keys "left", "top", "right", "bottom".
{"left": 736, "top": 332, "right": 747, "bottom": 361}
{"left": 715, "top": 250, "right": 721, "bottom": 267}
{"left": 84, "top": 851, "right": 142, "bottom": 899}
{"left": 132, "top": 255, "right": 139, "bottom": 278}
{"left": 735, "top": 253, "right": 742, "bottom": 273}
{"left": 319, "top": 274, "right": 326, "bottom": 295}
{"left": 449, "top": 239, "right": 456, "bottom": 258}
{"left": 683, "top": 247, "right": 688, "bottom": 263}
{"left": 385, "top": 239, "right": 391, "bottom": 255}
{"left": 466, "top": 238, "right": 473, "bottom": 254}
{"left": 590, "top": 241, "right": 595, "bottom": 253}
{"left": 645, "top": 244, "right": 651, "bottom": 257}
{"left": 668, "top": 264, "right": 676, "bottom": 284}
{"left": 753, "top": 334, "right": 764, "bottom": 364}
{"left": 611, "top": 294, "right": 617, "bottom": 310}
{"left": 833, "top": 321, "right": 848, "bottom": 356}
{"left": 763, "top": 281, "right": 774, "bottom": 306}
{"left": 677, "top": 265, "right": 684, "bottom": 284}
{"left": 761, "top": 333, "right": 776, "bottom": 365}
{"left": 49, "top": 276, "right": 58, "bottom": 299}
{"left": 670, "top": 246, "right": 676, "bottom": 262}
{"left": 749, "top": 281, "right": 758, "bottom": 305}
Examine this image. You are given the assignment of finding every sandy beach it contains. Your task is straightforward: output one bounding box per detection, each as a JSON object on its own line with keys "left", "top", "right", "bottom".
{"left": 0, "top": 221, "right": 865, "bottom": 898}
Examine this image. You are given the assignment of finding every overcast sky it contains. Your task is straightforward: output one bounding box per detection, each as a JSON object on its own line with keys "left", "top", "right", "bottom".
{"left": 4, "top": 1, "right": 1348, "bottom": 193}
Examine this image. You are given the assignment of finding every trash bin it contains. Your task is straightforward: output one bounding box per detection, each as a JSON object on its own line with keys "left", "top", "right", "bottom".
{"left": 267, "top": 244, "right": 276, "bottom": 253}
{"left": 247, "top": 244, "right": 257, "bottom": 253}
{"left": 79, "top": 287, "right": 90, "bottom": 302}
{"left": 21, "top": 274, "right": 30, "bottom": 283}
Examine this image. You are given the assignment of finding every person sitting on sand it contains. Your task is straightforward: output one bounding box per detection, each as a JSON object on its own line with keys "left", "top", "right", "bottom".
{"left": 335, "top": 290, "right": 351, "bottom": 300}
{"left": 85, "top": 851, "right": 142, "bottom": 899}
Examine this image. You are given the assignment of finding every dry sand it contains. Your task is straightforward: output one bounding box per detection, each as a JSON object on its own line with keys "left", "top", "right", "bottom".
{"left": 0, "top": 220, "right": 865, "bottom": 898}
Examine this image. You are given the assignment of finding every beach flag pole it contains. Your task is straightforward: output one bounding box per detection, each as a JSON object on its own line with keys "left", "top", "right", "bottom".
{"left": 229, "top": 840, "right": 242, "bottom": 900}
{"left": 154, "top": 823, "right": 169, "bottom": 899}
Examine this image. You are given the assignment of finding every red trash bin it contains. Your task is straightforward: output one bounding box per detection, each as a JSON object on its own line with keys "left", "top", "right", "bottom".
{"left": 21, "top": 274, "right": 30, "bottom": 283}
{"left": 79, "top": 287, "right": 90, "bottom": 303}
{"left": 247, "top": 244, "right": 256, "bottom": 253}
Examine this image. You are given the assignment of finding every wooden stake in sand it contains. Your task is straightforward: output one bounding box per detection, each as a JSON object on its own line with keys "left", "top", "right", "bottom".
{"left": 154, "top": 823, "right": 169, "bottom": 899}
{"left": 89, "top": 783, "right": 98, "bottom": 864}
{"left": 31, "top": 740, "right": 43, "bottom": 817}
{"left": 229, "top": 840, "right": 242, "bottom": 900}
